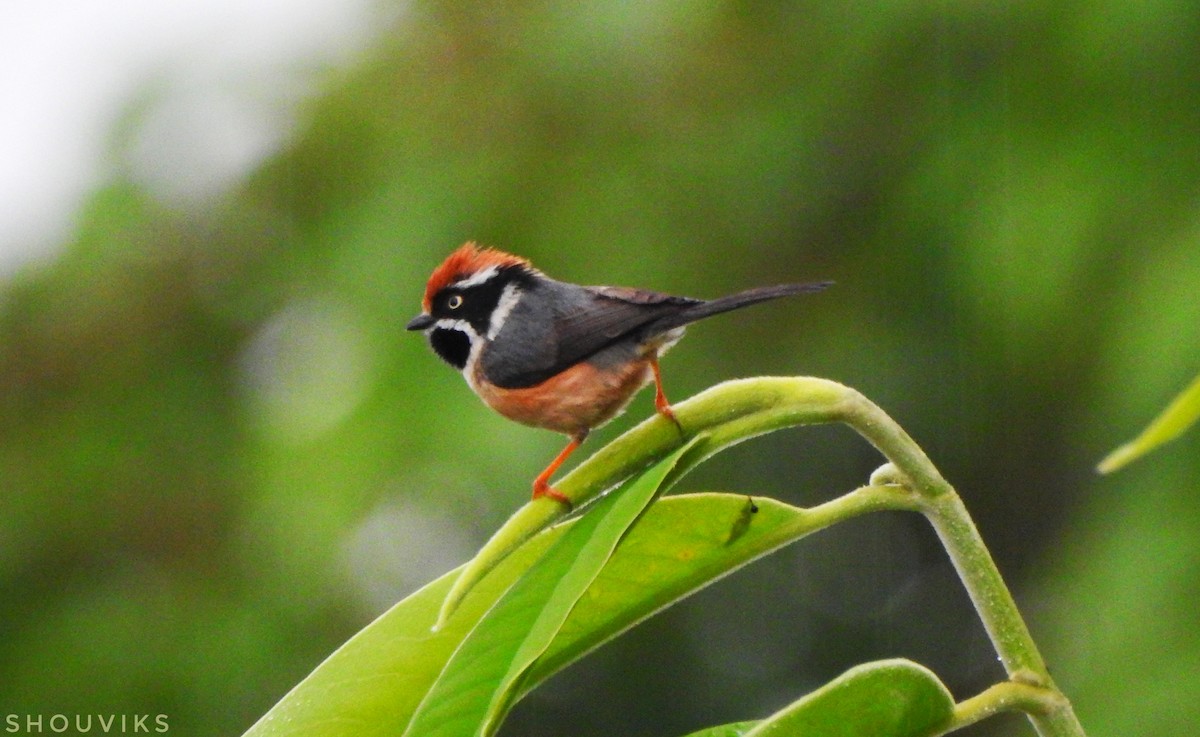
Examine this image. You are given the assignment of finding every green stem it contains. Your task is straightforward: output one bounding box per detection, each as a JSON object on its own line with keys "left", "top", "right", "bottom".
{"left": 839, "top": 390, "right": 1085, "bottom": 737}
{"left": 944, "top": 681, "right": 1069, "bottom": 734}
{"left": 837, "top": 392, "right": 1046, "bottom": 674}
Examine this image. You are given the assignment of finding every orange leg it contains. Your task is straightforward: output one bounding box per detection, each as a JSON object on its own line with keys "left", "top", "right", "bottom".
{"left": 649, "top": 357, "right": 683, "bottom": 432}
{"left": 532, "top": 430, "right": 589, "bottom": 507}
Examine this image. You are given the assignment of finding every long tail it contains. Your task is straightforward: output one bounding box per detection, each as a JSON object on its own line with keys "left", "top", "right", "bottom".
{"left": 650, "top": 281, "right": 832, "bottom": 333}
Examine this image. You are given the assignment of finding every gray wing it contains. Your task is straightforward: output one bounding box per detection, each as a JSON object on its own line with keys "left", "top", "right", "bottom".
{"left": 482, "top": 281, "right": 700, "bottom": 389}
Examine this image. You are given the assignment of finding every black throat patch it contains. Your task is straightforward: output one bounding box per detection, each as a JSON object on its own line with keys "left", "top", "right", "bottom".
{"left": 429, "top": 327, "right": 471, "bottom": 370}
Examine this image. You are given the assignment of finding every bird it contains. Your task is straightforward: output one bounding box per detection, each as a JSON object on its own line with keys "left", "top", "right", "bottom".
{"left": 406, "top": 242, "right": 830, "bottom": 506}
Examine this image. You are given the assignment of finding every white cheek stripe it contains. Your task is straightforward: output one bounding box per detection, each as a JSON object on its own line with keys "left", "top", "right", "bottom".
{"left": 487, "top": 283, "right": 522, "bottom": 340}
{"left": 463, "top": 337, "right": 487, "bottom": 392}
{"left": 453, "top": 265, "right": 499, "bottom": 289}
{"left": 431, "top": 318, "right": 485, "bottom": 384}
{"left": 433, "top": 318, "right": 475, "bottom": 334}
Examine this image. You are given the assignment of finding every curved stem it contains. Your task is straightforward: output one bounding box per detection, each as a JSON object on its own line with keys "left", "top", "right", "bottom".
{"left": 839, "top": 392, "right": 1047, "bottom": 675}
{"left": 944, "top": 681, "right": 1069, "bottom": 734}
{"left": 437, "top": 377, "right": 853, "bottom": 625}
{"left": 841, "top": 390, "right": 1085, "bottom": 736}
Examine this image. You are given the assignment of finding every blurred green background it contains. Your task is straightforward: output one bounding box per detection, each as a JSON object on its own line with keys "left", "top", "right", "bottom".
{"left": 2, "top": 2, "right": 1198, "bottom": 736}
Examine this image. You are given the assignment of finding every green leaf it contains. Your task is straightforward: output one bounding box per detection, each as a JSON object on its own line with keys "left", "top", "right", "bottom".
{"left": 240, "top": 544, "right": 553, "bottom": 737}
{"left": 1099, "top": 372, "right": 1200, "bottom": 473}
{"left": 244, "top": 485, "right": 908, "bottom": 737}
{"left": 529, "top": 488, "right": 904, "bottom": 685}
{"left": 403, "top": 436, "right": 701, "bottom": 737}
{"left": 242, "top": 439, "right": 694, "bottom": 737}
{"left": 744, "top": 659, "right": 954, "bottom": 737}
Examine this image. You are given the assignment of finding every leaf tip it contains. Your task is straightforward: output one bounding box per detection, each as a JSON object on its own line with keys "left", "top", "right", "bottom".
{"left": 1096, "top": 444, "right": 1134, "bottom": 474}
{"left": 433, "top": 583, "right": 464, "bottom": 630}
{"left": 1098, "top": 372, "right": 1200, "bottom": 475}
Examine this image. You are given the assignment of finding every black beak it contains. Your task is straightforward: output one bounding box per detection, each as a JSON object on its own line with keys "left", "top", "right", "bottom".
{"left": 406, "top": 313, "right": 436, "bottom": 331}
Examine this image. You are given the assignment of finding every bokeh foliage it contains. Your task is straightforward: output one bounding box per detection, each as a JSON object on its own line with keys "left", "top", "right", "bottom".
{"left": 2, "top": 2, "right": 1198, "bottom": 736}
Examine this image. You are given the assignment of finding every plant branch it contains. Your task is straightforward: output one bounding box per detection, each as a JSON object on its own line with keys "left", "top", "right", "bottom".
{"left": 837, "top": 391, "right": 1085, "bottom": 736}
{"left": 943, "top": 681, "right": 1070, "bottom": 735}
{"left": 438, "top": 377, "right": 853, "bottom": 626}
{"left": 837, "top": 391, "right": 1047, "bottom": 674}
{"left": 437, "top": 377, "right": 1086, "bottom": 735}
{"left": 835, "top": 390, "right": 1084, "bottom": 736}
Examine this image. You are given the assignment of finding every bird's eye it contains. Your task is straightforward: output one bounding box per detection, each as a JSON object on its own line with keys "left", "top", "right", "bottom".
{"left": 447, "top": 294, "right": 464, "bottom": 309}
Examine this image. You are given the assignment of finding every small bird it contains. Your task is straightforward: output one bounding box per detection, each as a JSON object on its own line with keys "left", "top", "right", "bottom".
{"left": 407, "top": 243, "right": 830, "bottom": 505}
